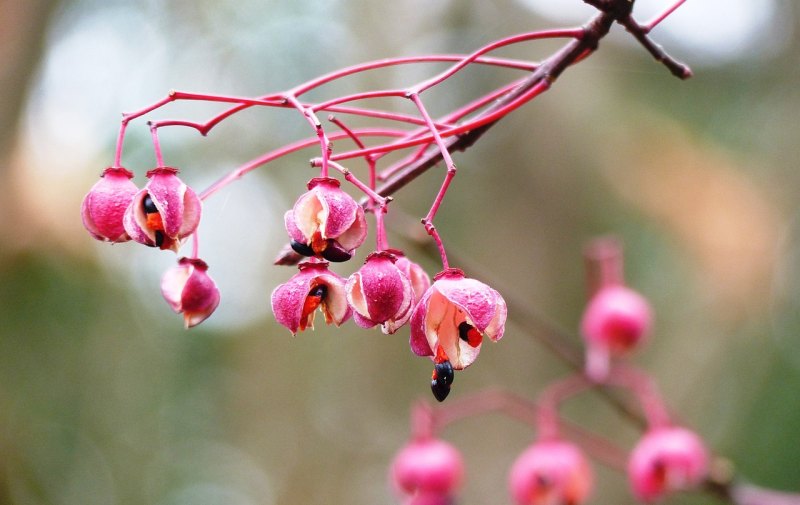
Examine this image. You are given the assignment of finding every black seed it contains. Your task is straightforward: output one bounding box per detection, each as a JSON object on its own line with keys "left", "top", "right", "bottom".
{"left": 321, "top": 240, "right": 352, "bottom": 262}
{"left": 290, "top": 240, "right": 315, "bottom": 257}
{"left": 434, "top": 360, "right": 454, "bottom": 386}
{"left": 431, "top": 378, "right": 451, "bottom": 402}
{"left": 458, "top": 321, "right": 474, "bottom": 342}
{"left": 143, "top": 194, "right": 158, "bottom": 214}
{"left": 308, "top": 284, "right": 327, "bottom": 300}
{"left": 154, "top": 230, "right": 164, "bottom": 248}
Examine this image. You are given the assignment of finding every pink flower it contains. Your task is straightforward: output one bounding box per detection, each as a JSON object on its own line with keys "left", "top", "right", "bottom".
{"left": 581, "top": 285, "right": 652, "bottom": 382}
{"left": 123, "top": 167, "right": 202, "bottom": 252}
{"left": 271, "top": 261, "right": 351, "bottom": 335}
{"left": 161, "top": 257, "right": 220, "bottom": 328}
{"left": 346, "top": 251, "right": 414, "bottom": 334}
{"left": 81, "top": 167, "right": 138, "bottom": 243}
{"left": 509, "top": 440, "right": 593, "bottom": 505}
{"left": 391, "top": 438, "right": 463, "bottom": 501}
{"left": 284, "top": 177, "right": 367, "bottom": 262}
{"left": 410, "top": 269, "right": 506, "bottom": 370}
{"left": 628, "top": 427, "right": 709, "bottom": 502}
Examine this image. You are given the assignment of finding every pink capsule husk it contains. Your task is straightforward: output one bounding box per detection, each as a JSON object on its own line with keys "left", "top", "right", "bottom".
{"left": 270, "top": 261, "right": 351, "bottom": 335}
{"left": 409, "top": 269, "right": 506, "bottom": 370}
{"left": 509, "top": 440, "right": 593, "bottom": 505}
{"left": 393, "top": 252, "right": 431, "bottom": 301}
{"left": 628, "top": 427, "right": 709, "bottom": 503}
{"left": 391, "top": 438, "right": 464, "bottom": 498}
{"left": 346, "top": 252, "right": 414, "bottom": 333}
{"left": 81, "top": 167, "right": 138, "bottom": 243}
{"left": 123, "top": 167, "right": 202, "bottom": 252}
{"left": 161, "top": 257, "right": 220, "bottom": 328}
{"left": 285, "top": 177, "right": 367, "bottom": 253}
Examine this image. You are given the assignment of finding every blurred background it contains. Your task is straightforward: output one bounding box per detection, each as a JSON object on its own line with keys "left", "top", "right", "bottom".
{"left": 1, "top": 0, "right": 799, "bottom": 504}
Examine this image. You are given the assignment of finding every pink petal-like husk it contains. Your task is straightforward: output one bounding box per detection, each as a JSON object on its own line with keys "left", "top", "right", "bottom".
{"left": 81, "top": 168, "right": 138, "bottom": 243}
{"left": 352, "top": 310, "right": 378, "bottom": 329}
{"left": 284, "top": 210, "right": 306, "bottom": 244}
{"left": 145, "top": 169, "right": 201, "bottom": 239}
{"left": 313, "top": 179, "right": 359, "bottom": 239}
{"left": 347, "top": 255, "right": 409, "bottom": 324}
{"left": 409, "top": 271, "right": 506, "bottom": 369}
{"left": 180, "top": 266, "right": 220, "bottom": 328}
{"left": 271, "top": 262, "right": 350, "bottom": 335}
{"left": 628, "top": 427, "right": 708, "bottom": 503}
{"left": 160, "top": 259, "right": 220, "bottom": 328}
{"left": 292, "top": 190, "right": 324, "bottom": 240}
{"left": 161, "top": 264, "right": 191, "bottom": 312}
{"left": 509, "top": 441, "right": 593, "bottom": 505}
{"left": 395, "top": 255, "right": 431, "bottom": 301}
{"left": 334, "top": 207, "right": 367, "bottom": 252}
{"left": 123, "top": 192, "right": 156, "bottom": 246}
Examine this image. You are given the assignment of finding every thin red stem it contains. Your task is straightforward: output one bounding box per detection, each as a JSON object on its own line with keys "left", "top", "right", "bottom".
{"left": 285, "top": 94, "right": 332, "bottom": 178}
{"left": 643, "top": 0, "right": 688, "bottom": 32}
{"left": 149, "top": 122, "right": 165, "bottom": 167}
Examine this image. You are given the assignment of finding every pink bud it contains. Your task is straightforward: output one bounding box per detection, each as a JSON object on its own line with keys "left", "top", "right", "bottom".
{"left": 123, "top": 167, "right": 202, "bottom": 252}
{"left": 81, "top": 167, "right": 138, "bottom": 243}
{"left": 284, "top": 177, "right": 367, "bottom": 262}
{"left": 509, "top": 440, "right": 593, "bottom": 505}
{"left": 161, "top": 257, "right": 220, "bottom": 328}
{"left": 346, "top": 251, "right": 414, "bottom": 334}
{"left": 581, "top": 285, "right": 652, "bottom": 381}
{"left": 410, "top": 269, "right": 506, "bottom": 370}
{"left": 271, "top": 261, "right": 351, "bottom": 335}
{"left": 628, "top": 427, "right": 709, "bottom": 502}
{"left": 391, "top": 438, "right": 463, "bottom": 499}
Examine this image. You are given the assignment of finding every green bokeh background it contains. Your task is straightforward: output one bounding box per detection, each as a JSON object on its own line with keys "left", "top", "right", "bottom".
{"left": 1, "top": 1, "right": 799, "bottom": 504}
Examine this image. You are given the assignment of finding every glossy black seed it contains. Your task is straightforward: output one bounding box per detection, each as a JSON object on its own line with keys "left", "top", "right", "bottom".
{"left": 458, "top": 321, "right": 473, "bottom": 342}
{"left": 154, "top": 230, "right": 165, "bottom": 248}
{"left": 321, "top": 241, "right": 352, "bottom": 262}
{"left": 308, "top": 284, "right": 327, "bottom": 300}
{"left": 434, "top": 360, "right": 454, "bottom": 386}
{"left": 290, "top": 240, "right": 315, "bottom": 257}
{"left": 143, "top": 194, "right": 158, "bottom": 214}
{"left": 431, "top": 378, "right": 451, "bottom": 402}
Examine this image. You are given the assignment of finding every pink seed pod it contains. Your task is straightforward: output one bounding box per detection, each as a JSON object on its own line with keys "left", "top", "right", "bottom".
{"left": 346, "top": 251, "right": 414, "bottom": 334}
{"left": 628, "top": 427, "right": 709, "bottom": 503}
{"left": 160, "top": 257, "right": 220, "bottom": 328}
{"left": 393, "top": 251, "right": 431, "bottom": 302}
{"left": 123, "top": 167, "right": 202, "bottom": 253}
{"left": 391, "top": 438, "right": 464, "bottom": 500}
{"left": 271, "top": 261, "right": 351, "bottom": 335}
{"left": 284, "top": 177, "right": 367, "bottom": 262}
{"left": 581, "top": 285, "right": 653, "bottom": 381}
{"left": 509, "top": 440, "right": 593, "bottom": 505}
{"left": 410, "top": 268, "right": 506, "bottom": 370}
{"left": 81, "top": 167, "right": 138, "bottom": 243}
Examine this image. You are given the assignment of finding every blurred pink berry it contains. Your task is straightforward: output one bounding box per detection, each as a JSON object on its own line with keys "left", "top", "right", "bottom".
{"left": 123, "top": 167, "right": 202, "bottom": 252}
{"left": 346, "top": 251, "right": 414, "bottom": 334}
{"left": 161, "top": 257, "right": 220, "bottom": 328}
{"left": 509, "top": 440, "right": 593, "bottom": 505}
{"left": 410, "top": 268, "right": 506, "bottom": 370}
{"left": 285, "top": 177, "right": 367, "bottom": 262}
{"left": 393, "top": 251, "right": 431, "bottom": 301}
{"left": 581, "top": 285, "right": 652, "bottom": 381}
{"left": 628, "top": 427, "right": 709, "bottom": 502}
{"left": 81, "top": 167, "right": 138, "bottom": 243}
{"left": 271, "top": 261, "right": 351, "bottom": 335}
{"left": 391, "top": 438, "right": 463, "bottom": 499}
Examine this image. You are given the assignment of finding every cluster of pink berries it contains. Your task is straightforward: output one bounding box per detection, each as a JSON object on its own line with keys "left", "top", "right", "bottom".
{"left": 389, "top": 239, "right": 710, "bottom": 504}
{"left": 81, "top": 167, "right": 507, "bottom": 401}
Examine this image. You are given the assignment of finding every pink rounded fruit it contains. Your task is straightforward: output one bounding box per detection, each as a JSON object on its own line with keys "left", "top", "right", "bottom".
{"left": 346, "top": 251, "right": 414, "bottom": 334}
{"left": 161, "top": 257, "right": 220, "bottom": 328}
{"left": 509, "top": 440, "right": 593, "bottom": 505}
{"left": 391, "top": 438, "right": 463, "bottom": 499}
{"left": 628, "top": 427, "right": 709, "bottom": 502}
{"left": 81, "top": 167, "right": 138, "bottom": 243}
